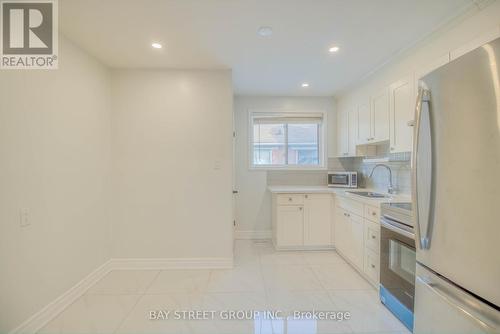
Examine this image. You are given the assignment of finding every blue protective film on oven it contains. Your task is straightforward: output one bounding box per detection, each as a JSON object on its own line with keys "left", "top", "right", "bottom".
{"left": 380, "top": 285, "right": 414, "bottom": 332}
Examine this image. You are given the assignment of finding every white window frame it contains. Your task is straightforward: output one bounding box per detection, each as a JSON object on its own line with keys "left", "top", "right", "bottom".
{"left": 248, "top": 110, "right": 327, "bottom": 170}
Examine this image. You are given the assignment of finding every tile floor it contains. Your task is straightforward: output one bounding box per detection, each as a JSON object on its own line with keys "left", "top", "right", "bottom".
{"left": 38, "top": 240, "right": 410, "bottom": 334}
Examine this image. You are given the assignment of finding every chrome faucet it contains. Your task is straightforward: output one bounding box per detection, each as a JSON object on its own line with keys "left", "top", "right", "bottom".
{"left": 369, "top": 164, "right": 394, "bottom": 194}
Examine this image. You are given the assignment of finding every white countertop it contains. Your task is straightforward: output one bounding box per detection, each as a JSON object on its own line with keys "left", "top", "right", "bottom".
{"left": 267, "top": 185, "right": 411, "bottom": 206}
{"left": 267, "top": 185, "right": 333, "bottom": 194}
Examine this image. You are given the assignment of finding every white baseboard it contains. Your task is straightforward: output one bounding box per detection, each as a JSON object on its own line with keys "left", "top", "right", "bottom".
{"left": 109, "top": 257, "right": 234, "bottom": 270}
{"left": 9, "top": 259, "right": 113, "bottom": 334}
{"left": 234, "top": 230, "right": 272, "bottom": 240}
{"left": 9, "top": 256, "right": 233, "bottom": 334}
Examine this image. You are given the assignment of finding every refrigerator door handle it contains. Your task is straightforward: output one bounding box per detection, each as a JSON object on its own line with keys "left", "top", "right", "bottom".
{"left": 416, "top": 275, "right": 500, "bottom": 331}
{"left": 412, "top": 86, "right": 434, "bottom": 250}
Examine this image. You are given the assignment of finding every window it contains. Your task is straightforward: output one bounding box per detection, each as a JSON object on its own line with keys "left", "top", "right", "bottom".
{"left": 250, "top": 112, "right": 325, "bottom": 169}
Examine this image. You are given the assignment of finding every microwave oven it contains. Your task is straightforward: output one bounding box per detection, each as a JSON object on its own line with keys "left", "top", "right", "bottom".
{"left": 327, "top": 171, "right": 358, "bottom": 188}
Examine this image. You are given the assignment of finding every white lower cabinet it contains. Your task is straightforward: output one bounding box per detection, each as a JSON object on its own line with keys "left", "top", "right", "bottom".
{"left": 334, "top": 197, "right": 382, "bottom": 287}
{"left": 334, "top": 207, "right": 351, "bottom": 262}
{"left": 364, "top": 248, "right": 380, "bottom": 284}
{"left": 363, "top": 216, "right": 381, "bottom": 285}
{"left": 334, "top": 204, "right": 363, "bottom": 270}
{"left": 349, "top": 213, "right": 364, "bottom": 270}
{"left": 304, "top": 194, "right": 334, "bottom": 246}
{"left": 364, "top": 219, "right": 380, "bottom": 253}
{"left": 277, "top": 205, "right": 304, "bottom": 247}
{"left": 272, "top": 192, "right": 382, "bottom": 286}
{"left": 273, "top": 193, "right": 332, "bottom": 249}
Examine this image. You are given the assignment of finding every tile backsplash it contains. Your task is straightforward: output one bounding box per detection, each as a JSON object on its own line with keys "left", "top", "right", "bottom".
{"left": 267, "top": 153, "right": 412, "bottom": 195}
{"left": 328, "top": 152, "right": 412, "bottom": 195}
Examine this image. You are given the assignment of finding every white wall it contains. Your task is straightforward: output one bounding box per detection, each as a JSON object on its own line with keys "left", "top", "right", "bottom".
{"left": 337, "top": 1, "right": 500, "bottom": 109}
{"left": 0, "top": 36, "right": 112, "bottom": 333}
{"left": 110, "top": 69, "right": 234, "bottom": 260}
{"left": 234, "top": 96, "right": 335, "bottom": 235}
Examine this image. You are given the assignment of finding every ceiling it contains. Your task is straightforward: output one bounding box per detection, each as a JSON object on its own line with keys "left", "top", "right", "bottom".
{"left": 59, "top": 0, "right": 473, "bottom": 96}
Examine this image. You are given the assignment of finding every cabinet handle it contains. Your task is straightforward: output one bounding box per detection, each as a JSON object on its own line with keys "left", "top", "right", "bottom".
{"left": 390, "top": 147, "right": 395, "bottom": 151}
{"left": 299, "top": 207, "right": 303, "bottom": 211}
{"left": 372, "top": 212, "right": 377, "bottom": 216}
{"left": 305, "top": 195, "right": 308, "bottom": 199}
{"left": 371, "top": 235, "right": 376, "bottom": 239}
{"left": 289, "top": 198, "right": 292, "bottom": 201}
{"left": 371, "top": 264, "right": 376, "bottom": 269}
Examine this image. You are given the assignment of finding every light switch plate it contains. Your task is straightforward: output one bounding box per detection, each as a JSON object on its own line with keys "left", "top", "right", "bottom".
{"left": 214, "top": 160, "right": 221, "bottom": 170}
{"left": 20, "top": 208, "right": 30, "bottom": 227}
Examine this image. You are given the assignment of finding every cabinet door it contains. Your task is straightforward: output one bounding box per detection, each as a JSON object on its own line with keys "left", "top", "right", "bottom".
{"left": 357, "top": 102, "right": 371, "bottom": 145}
{"left": 348, "top": 108, "right": 358, "bottom": 156}
{"left": 364, "top": 248, "right": 380, "bottom": 284}
{"left": 349, "top": 213, "right": 364, "bottom": 270}
{"left": 337, "top": 109, "right": 349, "bottom": 157}
{"left": 277, "top": 205, "right": 304, "bottom": 247}
{"left": 304, "top": 194, "right": 332, "bottom": 246}
{"left": 334, "top": 207, "right": 350, "bottom": 257}
{"left": 371, "top": 89, "right": 390, "bottom": 142}
{"left": 389, "top": 75, "right": 414, "bottom": 153}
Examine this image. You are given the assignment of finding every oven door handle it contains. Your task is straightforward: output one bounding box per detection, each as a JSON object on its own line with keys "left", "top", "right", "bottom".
{"left": 381, "top": 218, "right": 415, "bottom": 240}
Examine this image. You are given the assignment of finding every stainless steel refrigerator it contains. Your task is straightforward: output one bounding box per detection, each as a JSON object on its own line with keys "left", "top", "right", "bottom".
{"left": 413, "top": 37, "right": 500, "bottom": 333}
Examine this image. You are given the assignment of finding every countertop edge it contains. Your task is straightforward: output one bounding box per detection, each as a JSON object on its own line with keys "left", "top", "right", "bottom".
{"left": 267, "top": 186, "right": 411, "bottom": 206}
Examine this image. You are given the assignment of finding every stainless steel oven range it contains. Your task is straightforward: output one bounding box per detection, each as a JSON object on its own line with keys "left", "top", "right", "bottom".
{"left": 379, "top": 202, "right": 416, "bottom": 332}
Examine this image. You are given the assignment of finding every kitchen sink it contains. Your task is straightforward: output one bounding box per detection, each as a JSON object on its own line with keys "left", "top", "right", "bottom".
{"left": 347, "top": 191, "right": 389, "bottom": 198}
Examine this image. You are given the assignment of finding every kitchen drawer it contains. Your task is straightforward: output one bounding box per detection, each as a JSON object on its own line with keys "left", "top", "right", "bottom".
{"left": 336, "top": 197, "right": 363, "bottom": 217}
{"left": 364, "top": 220, "right": 380, "bottom": 254}
{"left": 364, "top": 205, "right": 380, "bottom": 222}
{"left": 364, "top": 248, "right": 380, "bottom": 284}
{"left": 277, "top": 194, "right": 304, "bottom": 206}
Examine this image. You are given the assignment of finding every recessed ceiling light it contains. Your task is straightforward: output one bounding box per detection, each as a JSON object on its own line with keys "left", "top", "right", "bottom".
{"left": 329, "top": 46, "right": 340, "bottom": 53}
{"left": 301, "top": 83, "right": 309, "bottom": 88}
{"left": 257, "top": 26, "right": 273, "bottom": 37}
{"left": 151, "top": 42, "right": 162, "bottom": 49}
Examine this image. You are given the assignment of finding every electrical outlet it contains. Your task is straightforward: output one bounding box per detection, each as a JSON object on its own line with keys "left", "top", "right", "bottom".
{"left": 20, "top": 208, "right": 30, "bottom": 227}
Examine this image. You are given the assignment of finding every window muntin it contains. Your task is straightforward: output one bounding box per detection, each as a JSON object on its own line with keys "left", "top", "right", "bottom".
{"left": 250, "top": 113, "right": 324, "bottom": 169}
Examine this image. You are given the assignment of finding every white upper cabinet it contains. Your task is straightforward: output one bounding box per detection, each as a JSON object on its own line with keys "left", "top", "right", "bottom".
{"left": 348, "top": 107, "right": 358, "bottom": 156}
{"left": 337, "top": 108, "right": 349, "bottom": 157}
{"left": 389, "top": 74, "right": 415, "bottom": 153}
{"left": 370, "top": 88, "right": 390, "bottom": 143}
{"left": 337, "top": 107, "right": 358, "bottom": 157}
{"left": 357, "top": 102, "right": 371, "bottom": 145}
{"left": 335, "top": 28, "right": 500, "bottom": 158}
